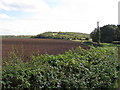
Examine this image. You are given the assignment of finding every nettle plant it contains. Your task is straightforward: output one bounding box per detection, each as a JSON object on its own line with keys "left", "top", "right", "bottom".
{"left": 2, "top": 46, "right": 120, "bottom": 89}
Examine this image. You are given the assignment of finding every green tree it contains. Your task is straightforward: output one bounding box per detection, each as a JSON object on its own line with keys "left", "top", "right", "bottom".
{"left": 90, "top": 28, "right": 99, "bottom": 42}
{"left": 90, "top": 25, "right": 118, "bottom": 43}
{"left": 114, "top": 25, "right": 120, "bottom": 41}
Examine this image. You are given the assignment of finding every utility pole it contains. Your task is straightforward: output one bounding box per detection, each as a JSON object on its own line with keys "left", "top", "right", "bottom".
{"left": 97, "top": 21, "right": 100, "bottom": 44}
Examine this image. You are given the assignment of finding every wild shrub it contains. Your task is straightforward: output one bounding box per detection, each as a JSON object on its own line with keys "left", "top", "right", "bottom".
{"left": 2, "top": 47, "right": 120, "bottom": 89}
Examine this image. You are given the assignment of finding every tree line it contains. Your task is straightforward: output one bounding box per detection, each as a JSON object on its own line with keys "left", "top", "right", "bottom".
{"left": 90, "top": 24, "right": 120, "bottom": 43}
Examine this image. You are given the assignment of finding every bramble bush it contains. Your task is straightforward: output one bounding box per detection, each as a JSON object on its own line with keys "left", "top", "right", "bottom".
{"left": 2, "top": 46, "right": 120, "bottom": 89}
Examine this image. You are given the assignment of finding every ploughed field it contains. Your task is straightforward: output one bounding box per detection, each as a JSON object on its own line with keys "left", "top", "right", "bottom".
{"left": 2, "top": 38, "right": 89, "bottom": 61}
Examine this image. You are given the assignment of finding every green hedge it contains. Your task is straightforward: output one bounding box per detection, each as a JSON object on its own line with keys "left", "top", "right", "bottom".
{"left": 2, "top": 47, "right": 120, "bottom": 89}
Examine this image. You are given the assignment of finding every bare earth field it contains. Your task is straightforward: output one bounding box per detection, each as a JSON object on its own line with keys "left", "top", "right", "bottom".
{"left": 2, "top": 38, "right": 89, "bottom": 61}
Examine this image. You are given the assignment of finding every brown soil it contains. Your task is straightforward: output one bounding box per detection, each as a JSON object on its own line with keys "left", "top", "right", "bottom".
{"left": 2, "top": 38, "right": 89, "bottom": 61}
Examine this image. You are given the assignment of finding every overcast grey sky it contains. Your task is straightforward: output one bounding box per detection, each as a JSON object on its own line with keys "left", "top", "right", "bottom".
{"left": 0, "top": 0, "right": 119, "bottom": 35}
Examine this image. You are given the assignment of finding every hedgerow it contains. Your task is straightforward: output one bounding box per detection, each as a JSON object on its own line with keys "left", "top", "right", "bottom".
{"left": 2, "top": 46, "right": 120, "bottom": 89}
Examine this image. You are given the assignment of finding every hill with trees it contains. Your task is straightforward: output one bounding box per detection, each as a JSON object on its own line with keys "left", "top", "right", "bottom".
{"left": 32, "top": 32, "right": 90, "bottom": 40}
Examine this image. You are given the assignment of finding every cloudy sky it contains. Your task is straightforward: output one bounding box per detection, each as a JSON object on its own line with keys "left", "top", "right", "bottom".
{"left": 0, "top": 0, "right": 119, "bottom": 35}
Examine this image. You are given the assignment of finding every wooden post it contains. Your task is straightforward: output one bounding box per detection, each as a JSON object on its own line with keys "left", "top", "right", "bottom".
{"left": 97, "top": 21, "right": 100, "bottom": 45}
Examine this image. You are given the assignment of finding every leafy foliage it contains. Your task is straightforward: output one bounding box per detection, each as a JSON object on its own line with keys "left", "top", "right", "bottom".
{"left": 2, "top": 46, "right": 120, "bottom": 89}
{"left": 31, "top": 32, "right": 90, "bottom": 40}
